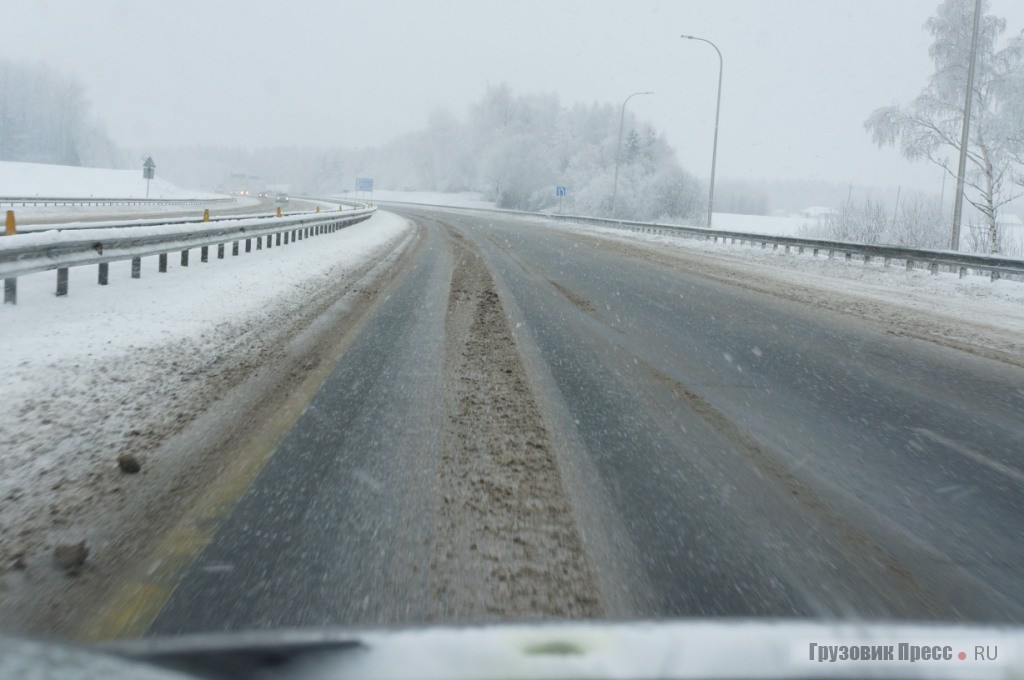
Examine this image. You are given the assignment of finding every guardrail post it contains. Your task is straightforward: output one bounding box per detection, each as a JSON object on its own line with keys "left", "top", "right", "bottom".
{"left": 276, "top": 207, "right": 282, "bottom": 217}
{"left": 245, "top": 238, "right": 251, "bottom": 253}
{"left": 284, "top": 231, "right": 289, "bottom": 244}
{"left": 56, "top": 268, "right": 68, "bottom": 296}
{"left": 990, "top": 270, "right": 1000, "bottom": 282}
{"left": 131, "top": 257, "right": 141, "bottom": 278}
{"left": 217, "top": 243, "right": 225, "bottom": 259}
{"left": 928, "top": 262, "right": 938, "bottom": 275}
{"left": 3, "top": 210, "right": 14, "bottom": 304}
{"left": 98, "top": 262, "right": 109, "bottom": 285}
{"left": 959, "top": 266, "right": 966, "bottom": 279}
{"left": 828, "top": 250, "right": 834, "bottom": 259}
{"left": 276, "top": 233, "right": 281, "bottom": 246}
{"left": 884, "top": 257, "right": 891, "bottom": 268}
{"left": 159, "top": 254, "right": 168, "bottom": 272}
{"left": 905, "top": 259, "right": 914, "bottom": 271}
{"left": 200, "top": 246, "right": 208, "bottom": 262}
{"left": 203, "top": 209, "right": 210, "bottom": 222}
{"left": 232, "top": 241, "right": 239, "bottom": 256}
{"left": 864, "top": 255, "right": 871, "bottom": 264}
{"left": 256, "top": 235, "right": 263, "bottom": 250}
{"left": 844, "top": 252, "right": 852, "bottom": 262}
{"left": 181, "top": 250, "right": 189, "bottom": 267}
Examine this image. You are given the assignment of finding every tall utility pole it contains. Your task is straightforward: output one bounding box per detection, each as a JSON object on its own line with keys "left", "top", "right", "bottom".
{"left": 950, "top": 0, "right": 982, "bottom": 251}
{"left": 682, "top": 34, "right": 723, "bottom": 229}
{"left": 611, "top": 91, "right": 653, "bottom": 219}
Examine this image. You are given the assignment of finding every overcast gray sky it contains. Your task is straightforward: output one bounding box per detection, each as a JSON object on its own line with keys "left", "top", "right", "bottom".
{"left": 7, "top": 0, "right": 1024, "bottom": 193}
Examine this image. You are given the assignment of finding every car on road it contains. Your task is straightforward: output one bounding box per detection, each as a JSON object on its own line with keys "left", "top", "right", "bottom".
{"left": 275, "top": 192, "right": 288, "bottom": 204}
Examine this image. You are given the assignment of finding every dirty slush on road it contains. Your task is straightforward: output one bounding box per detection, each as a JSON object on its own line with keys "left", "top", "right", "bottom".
{"left": 428, "top": 224, "right": 603, "bottom": 621}
{"left": 0, "top": 217, "right": 604, "bottom": 634}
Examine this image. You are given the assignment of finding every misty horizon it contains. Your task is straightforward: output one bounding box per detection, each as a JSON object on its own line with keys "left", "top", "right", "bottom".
{"left": 5, "top": 0, "right": 1024, "bottom": 203}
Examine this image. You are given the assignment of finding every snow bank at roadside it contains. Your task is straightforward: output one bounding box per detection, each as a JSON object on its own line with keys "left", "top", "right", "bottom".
{"left": 0, "top": 160, "right": 223, "bottom": 200}
{"left": 552, "top": 220, "right": 1024, "bottom": 340}
{"left": 0, "top": 211, "right": 411, "bottom": 573}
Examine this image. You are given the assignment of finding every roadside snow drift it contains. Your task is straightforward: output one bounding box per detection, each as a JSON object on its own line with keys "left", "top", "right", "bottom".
{"left": 0, "top": 211, "right": 411, "bottom": 585}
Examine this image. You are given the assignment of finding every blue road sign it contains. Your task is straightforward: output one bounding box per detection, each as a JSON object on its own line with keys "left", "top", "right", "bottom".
{"left": 556, "top": 186, "right": 567, "bottom": 197}
{"left": 356, "top": 177, "right": 374, "bottom": 192}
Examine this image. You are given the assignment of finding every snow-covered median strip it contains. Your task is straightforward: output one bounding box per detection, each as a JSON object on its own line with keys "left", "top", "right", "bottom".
{"left": 0, "top": 211, "right": 412, "bottom": 577}
{"left": 8, "top": 197, "right": 263, "bottom": 226}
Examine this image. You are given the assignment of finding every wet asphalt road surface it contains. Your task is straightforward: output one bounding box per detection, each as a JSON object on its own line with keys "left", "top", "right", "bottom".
{"left": 150, "top": 206, "right": 1024, "bottom": 634}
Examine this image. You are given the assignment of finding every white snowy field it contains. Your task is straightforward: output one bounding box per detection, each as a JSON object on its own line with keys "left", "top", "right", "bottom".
{"left": 0, "top": 161, "right": 224, "bottom": 200}
{"left": 697, "top": 212, "right": 815, "bottom": 236}
{"left": 0, "top": 211, "right": 411, "bottom": 572}
{"left": 0, "top": 160, "right": 239, "bottom": 223}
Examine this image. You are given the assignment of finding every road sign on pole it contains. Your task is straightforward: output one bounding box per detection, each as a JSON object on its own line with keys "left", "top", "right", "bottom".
{"left": 355, "top": 177, "right": 374, "bottom": 200}
{"left": 143, "top": 156, "right": 156, "bottom": 198}
{"left": 556, "top": 186, "right": 567, "bottom": 214}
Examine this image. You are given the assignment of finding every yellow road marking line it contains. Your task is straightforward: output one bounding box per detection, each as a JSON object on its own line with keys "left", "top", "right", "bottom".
{"left": 80, "top": 225, "right": 418, "bottom": 641}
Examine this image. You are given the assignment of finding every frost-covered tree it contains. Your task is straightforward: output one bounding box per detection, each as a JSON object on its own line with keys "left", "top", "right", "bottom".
{"left": 1000, "top": 33, "right": 1024, "bottom": 185}
{"left": 365, "top": 84, "right": 702, "bottom": 219}
{"left": 0, "top": 60, "right": 122, "bottom": 168}
{"left": 864, "top": 0, "right": 1024, "bottom": 252}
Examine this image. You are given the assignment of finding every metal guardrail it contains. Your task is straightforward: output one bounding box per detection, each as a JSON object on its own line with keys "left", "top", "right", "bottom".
{"left": 11, "top": 204, "right": 370, "bottom": 234}
{"left": 0, "top": 206, "right": 376, "bottom": 304}
{"left": 4, "top": 199, "right": 376, "bottom": 233}
{"left": 377, "top": 200, "right": 1024, "bottom": 282}
{"left": 0, "top": 196, "right": 236, "bottom": 207}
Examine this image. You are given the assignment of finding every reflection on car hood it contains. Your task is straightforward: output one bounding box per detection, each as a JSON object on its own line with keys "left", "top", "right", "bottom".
{"left": 3, "top": 620, "right": 1024, "bottom": 679}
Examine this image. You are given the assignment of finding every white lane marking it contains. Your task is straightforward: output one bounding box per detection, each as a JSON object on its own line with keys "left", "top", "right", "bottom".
{"left": 912, "top": 427, "right": 1024, "bottom": 485}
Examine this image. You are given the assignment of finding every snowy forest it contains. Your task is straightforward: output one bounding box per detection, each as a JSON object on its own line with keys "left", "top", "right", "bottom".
{"left": 355, "top": 85, "right": 704, "bottom": 220}
{"left": 148, "top": 85, "right": 705, "bottom": 222}
{"left": 0, "top": 60, "right": 123, "bottom": 169}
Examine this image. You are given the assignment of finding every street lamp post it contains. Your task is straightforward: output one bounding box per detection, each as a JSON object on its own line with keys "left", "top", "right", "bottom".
{"left": 681, "top": 34, "right": 723, "bottom": 229}
{"left": 611, "top": 91, "right": 653, "bottom": 219}
{"left": 950, "top": 0, "right": 982, "bottom": 251}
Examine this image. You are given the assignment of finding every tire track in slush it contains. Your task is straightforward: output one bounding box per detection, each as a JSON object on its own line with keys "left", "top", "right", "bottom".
{"left": 428, "top": 224, "right": 602, "bottom": 621}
